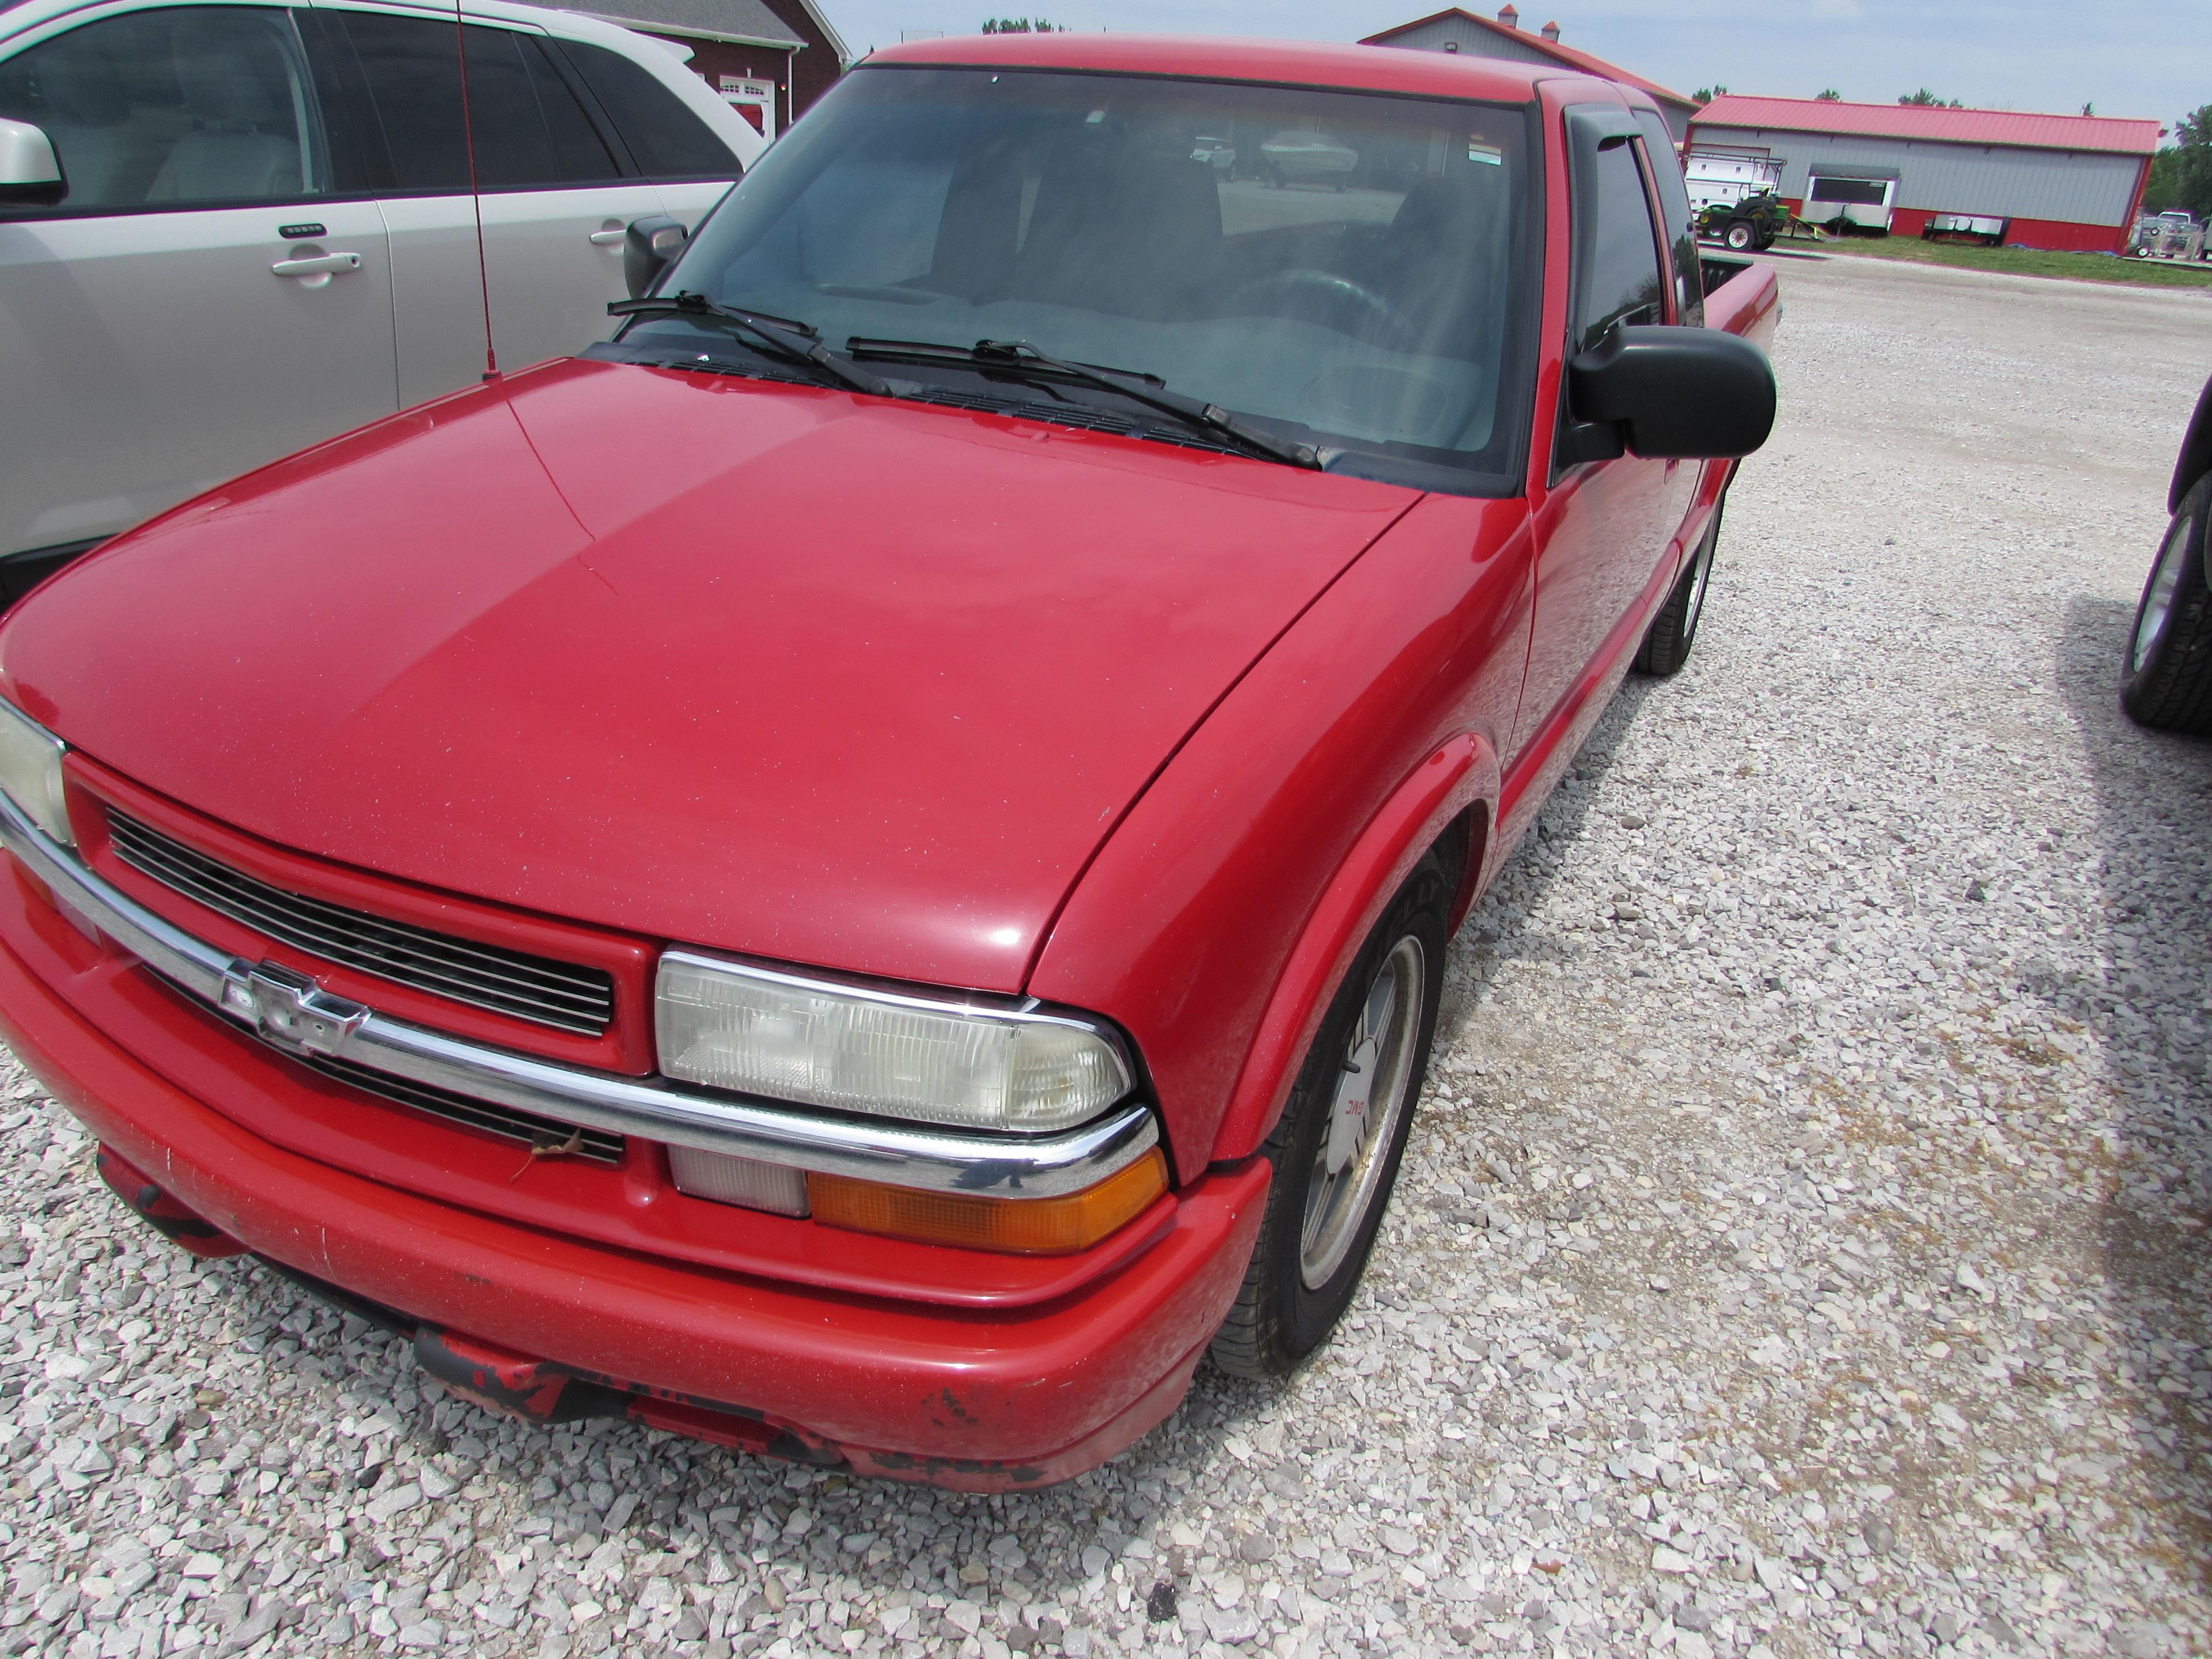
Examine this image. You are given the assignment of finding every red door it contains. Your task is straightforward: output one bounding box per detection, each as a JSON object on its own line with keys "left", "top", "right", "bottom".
{"left": 1512, "top": 105, "right": 1691, "bottom": 761}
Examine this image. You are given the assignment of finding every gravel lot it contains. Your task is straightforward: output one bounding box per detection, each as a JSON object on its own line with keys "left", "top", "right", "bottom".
{"left": 5, "top": 254, "right": 2212, "bottom": 1659}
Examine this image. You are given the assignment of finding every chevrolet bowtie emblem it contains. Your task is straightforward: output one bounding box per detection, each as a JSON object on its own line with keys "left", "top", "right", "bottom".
{"left": 219, "top": 960, "right": 368, "bottom": 1057}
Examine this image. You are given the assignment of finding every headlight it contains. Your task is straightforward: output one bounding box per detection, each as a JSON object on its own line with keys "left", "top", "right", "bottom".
{"left": 656, "top": 951, "right": 1134, "bottom": 1134}
{"left": 0, "top": 699, "right": 71, "bottom": 848}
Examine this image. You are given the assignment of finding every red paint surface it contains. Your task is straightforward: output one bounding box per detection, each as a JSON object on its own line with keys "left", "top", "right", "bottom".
{"left": 1, "top": 362, "right": 1412, "bottom": 996}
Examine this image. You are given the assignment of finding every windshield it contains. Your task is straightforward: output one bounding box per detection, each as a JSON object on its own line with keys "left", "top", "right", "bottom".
{"left": 618, "top": 65, "right": 1539, "bottom": 494}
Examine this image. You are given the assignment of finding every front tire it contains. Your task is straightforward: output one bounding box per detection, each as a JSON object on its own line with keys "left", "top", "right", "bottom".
{"left": 1209, "top": 853, "right": 1448, "bottom": 1378}
{"left": 2120, "top": 474, "right": 2212, "bottom": 733}
{"left": 1723, "top": 219, "right": 1756, "bottom": 252}
{"left": 1635, "top": 498, "right": 1725, "bottom": 677}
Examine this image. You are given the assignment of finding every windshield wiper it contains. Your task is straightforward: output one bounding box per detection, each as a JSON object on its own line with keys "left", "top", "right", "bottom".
{"left": 609, "top": 294, "right": 892, "bottom": 397}
{"left": 847, "top": 337, "right": 1321, "bottom": 470}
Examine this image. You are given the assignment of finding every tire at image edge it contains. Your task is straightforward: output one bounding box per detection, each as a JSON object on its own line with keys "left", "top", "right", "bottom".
{"left": 1208, "top": 851, "right": 1449, "bottom": 1380}
{"left": 2120, "top": 472, "right": 2212, "bottom": 734}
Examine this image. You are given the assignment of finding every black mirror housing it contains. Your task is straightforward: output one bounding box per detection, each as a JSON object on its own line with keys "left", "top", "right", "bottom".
{"left": 1566, "top": 325, "right": 1777, "bottom": 460}
{"left": 623, "top": 215, "right": 690, "bottom": 300}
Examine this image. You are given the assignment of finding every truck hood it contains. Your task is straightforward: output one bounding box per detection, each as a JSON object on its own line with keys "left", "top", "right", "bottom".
{"left": 1, "top": 360, "right": 1416, "bottom": 992}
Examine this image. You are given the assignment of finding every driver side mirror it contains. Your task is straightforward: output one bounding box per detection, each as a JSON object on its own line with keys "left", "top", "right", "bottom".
{"left": 1563, "top": 324, "right": 1777, "bottom": 462}
{"left": 0, "top": 118, "right": 66, "bottom": 209}
{"left": 623, "top": 215, "right": 689, "bottom": 300}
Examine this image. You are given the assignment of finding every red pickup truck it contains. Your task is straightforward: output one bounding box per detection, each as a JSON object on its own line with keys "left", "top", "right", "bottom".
{"left": 0, "top": 34, "right": 1775, "bottom": 1488}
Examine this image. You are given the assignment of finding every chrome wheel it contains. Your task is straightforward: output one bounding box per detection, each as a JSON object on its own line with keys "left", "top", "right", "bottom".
{"left": 2133, "top": 510, "right": 2197, "bottom": 675}
{"left": 1300, "top": 936, "right": 1423, "bottom": 1289}
{"left": 1681, "top": 527, "right": 1716, "bottom": 642}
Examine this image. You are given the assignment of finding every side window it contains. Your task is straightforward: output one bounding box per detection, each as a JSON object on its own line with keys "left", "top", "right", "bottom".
{"left": 556, "top": 40, "right": 738, "bottom": 180}
{"left": 1631, "top": 108, "right": 1700, "bottom": 325}
{"left": 0, "top": 6, "right": 324, "bottom": 213}
{"left": 521, "top": 37, "right": 621, "bottom": 184}
{"left": 1571, "top": 135, "right": 1663, "bottom": 353}
{"left": 331, "top": 13, "right": 616, "bottom": 191}
{"left": 332, "top": 10, "right": 467, "bottom": 191}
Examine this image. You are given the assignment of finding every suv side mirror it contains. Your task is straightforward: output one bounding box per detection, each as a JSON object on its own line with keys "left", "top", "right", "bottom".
{"left": 0, "top": 118, "right": 65, "bottom": 209}
{"left": 623, "top": 215, "right": 688, "bottom": 299}
{"left": 1565, "top": 324, "right": 1777, "bottom": 461}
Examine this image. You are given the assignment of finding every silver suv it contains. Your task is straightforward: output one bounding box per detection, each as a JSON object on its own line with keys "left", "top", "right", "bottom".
{"left": 0, "top": 0, "right": 764, "bottom": 590}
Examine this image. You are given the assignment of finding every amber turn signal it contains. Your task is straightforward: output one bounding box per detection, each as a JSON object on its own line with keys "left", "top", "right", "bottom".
{"left": 809, "top": 1148, "right": 1169, "bottom": 1254}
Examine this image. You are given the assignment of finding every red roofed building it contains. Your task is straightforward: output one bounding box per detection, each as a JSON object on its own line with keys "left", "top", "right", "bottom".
{"left": 1687, "top": 94, "right": 2162, "bottom": 253}
{"left": 1359, "top": 7, "right": 1697, "bottom": 139}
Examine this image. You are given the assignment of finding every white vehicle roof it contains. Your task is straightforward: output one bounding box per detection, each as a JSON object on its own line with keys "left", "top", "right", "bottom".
{"left": 0, "top": 0, "right": 765, "bottom": 171}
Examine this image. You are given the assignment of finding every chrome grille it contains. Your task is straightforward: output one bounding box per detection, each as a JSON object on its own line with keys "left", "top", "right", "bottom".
{"left": 108, "top": 810, "right": 616, "bottom": 1036}
{"left": 298, "top": 1054, "right": 626, "bottom": 1165}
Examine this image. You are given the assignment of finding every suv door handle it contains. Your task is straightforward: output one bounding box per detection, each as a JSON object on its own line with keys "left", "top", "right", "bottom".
{"left": 271, "top": 252, "right": 361, "bottom": 278}
{"left": 587, "top": 229, "right": 625, "bottom": 246}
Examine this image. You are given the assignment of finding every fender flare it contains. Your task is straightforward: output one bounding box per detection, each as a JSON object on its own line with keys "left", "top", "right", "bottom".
{"left": 1206, "top": 732, "right": 1499, "bottom": 1166}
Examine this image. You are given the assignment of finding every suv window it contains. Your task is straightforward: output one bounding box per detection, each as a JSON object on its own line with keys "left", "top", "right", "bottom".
{"left": 1572, "top": 135, "right": 1663, "bottom": 352}
{"left": 332, "top": 11, "right": 618, "bottom": 191}
{"left": 1630, "top": 108, "right": 1700, "bottom": 324}
{"left": 0, "top": 6, "right": 324, "bottom": 211}
{"left": 557, "top": 39, "right": 737, "bottom": 180}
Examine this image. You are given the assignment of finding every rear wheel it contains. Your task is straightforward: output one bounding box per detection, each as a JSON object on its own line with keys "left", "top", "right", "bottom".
{"left": 2120, "top": 474, "right": 2212, "bottom": 733}
{"left": 1209, "top": 853, "right": 1448, "bottom": 1378}
{"left": 1723, "top": 218, "right": 1756, "bottom": 252}
{"left": 1636, "top": 498, "right": 1725, "bottom": 677}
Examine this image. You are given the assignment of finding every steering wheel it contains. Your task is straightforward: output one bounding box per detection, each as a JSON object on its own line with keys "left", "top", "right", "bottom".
{"left": 1228, "top": 269, "right": 1408, "bottom": 347}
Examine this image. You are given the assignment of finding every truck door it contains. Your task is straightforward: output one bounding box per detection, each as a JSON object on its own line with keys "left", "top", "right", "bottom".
{"left": 1512, "top": 104, "right": 1681, "bottom": 760}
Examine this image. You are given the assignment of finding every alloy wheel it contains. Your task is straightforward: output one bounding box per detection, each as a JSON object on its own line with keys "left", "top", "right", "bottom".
{"left": 1300, "top": 936, "right": 1423, "bottom": 1288}
{"left": 2133, "top": 509, "right": 2198, "bottom": 675}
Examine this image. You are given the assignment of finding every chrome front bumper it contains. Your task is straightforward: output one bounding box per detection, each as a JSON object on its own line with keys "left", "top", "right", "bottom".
{"left": 0, "top": 795, "right": 1156, "bottom": 1199}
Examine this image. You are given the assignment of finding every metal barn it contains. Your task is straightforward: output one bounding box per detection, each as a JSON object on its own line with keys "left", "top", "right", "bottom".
{"left": 1686, "top": 96, "right": 2161, "bottom": 253}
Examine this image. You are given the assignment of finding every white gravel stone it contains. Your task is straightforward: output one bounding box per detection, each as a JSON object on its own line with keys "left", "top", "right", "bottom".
{"left": 2, "top": 252, "right": 2210, "bottom": 1659}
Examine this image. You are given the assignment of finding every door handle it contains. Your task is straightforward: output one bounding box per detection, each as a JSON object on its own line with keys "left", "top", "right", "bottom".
{"left": 588, "top": 229, "right": 624, "bottom": 246}
{"left": 271, "top": 252, "right": 361, "bottom": 278}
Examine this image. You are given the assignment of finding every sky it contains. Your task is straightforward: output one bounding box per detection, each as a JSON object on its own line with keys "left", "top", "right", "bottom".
{"left": 820, "top": 0, "right": 2211, "bottom": 134}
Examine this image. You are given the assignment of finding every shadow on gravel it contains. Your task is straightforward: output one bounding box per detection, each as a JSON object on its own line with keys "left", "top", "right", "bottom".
{"left": 1433, "top": 675, "right": 1662, "bottom": 1037}
{"left": 2053, "top": 593, "right": 2212, "bottom": 1582}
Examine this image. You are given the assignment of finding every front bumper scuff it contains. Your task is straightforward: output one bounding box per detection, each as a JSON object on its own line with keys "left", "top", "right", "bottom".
{"left": 0, "top": 896, "right": 1270, "bottom": 1482}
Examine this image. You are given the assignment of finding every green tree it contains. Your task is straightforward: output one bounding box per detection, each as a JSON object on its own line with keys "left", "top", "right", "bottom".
{"left": 2142, "top": 105, "right": 2212, "bottom": 221}
{"left": 1899, "top": 89, "right": 1964, "bottom": 107}
{"left": 1815, "top": 88, "right": 1841, "bottom": 101}
{"left": 980, "top": 16, "right": 1064, "bottom": 30}
{"left": 1692, "top": 84, "right": 1728, "bottom": 104}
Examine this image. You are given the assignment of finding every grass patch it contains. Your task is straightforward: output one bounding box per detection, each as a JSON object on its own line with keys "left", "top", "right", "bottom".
{"left": 1791, "top": 235, "right": 2212, "bottom": 289}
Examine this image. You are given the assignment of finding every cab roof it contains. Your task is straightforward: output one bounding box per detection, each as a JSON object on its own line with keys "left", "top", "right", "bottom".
{"left": 864, "top": 32, "right": 1584, "bottom": 108}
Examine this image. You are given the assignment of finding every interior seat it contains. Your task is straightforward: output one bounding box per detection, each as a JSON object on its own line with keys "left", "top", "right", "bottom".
{"left": 1009, "top": 142, "right": 1223, "bottom": 321}
{"left": 146, "top": 13, "right": 303, "bottom": 203}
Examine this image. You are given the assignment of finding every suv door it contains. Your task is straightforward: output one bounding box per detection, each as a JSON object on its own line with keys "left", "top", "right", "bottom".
{"left": 1513, "top": 104, "right": 1681, "bottom": 756}
{"left": 306, "top": 6, "right": 669, "bottom": 397}
{"left": 0, "top": 2, "right": 397, "bottom": 574}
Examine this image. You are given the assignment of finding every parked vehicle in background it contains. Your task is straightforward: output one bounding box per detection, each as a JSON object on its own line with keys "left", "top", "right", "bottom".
{"left": 0, "top": 0, "right": 762, "bottom": 597}
{"left": 1695, "top": 190, "right": 1789, "bottom": 251}
{"left": 2122, "top": 374, "right": 2212, "bottom": 732}
{"left": 0, "top": 36, "right": 1775, "bottom": 1488}
{"left": 1257, "top": 127, "right": 1359, "bottom": 188}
